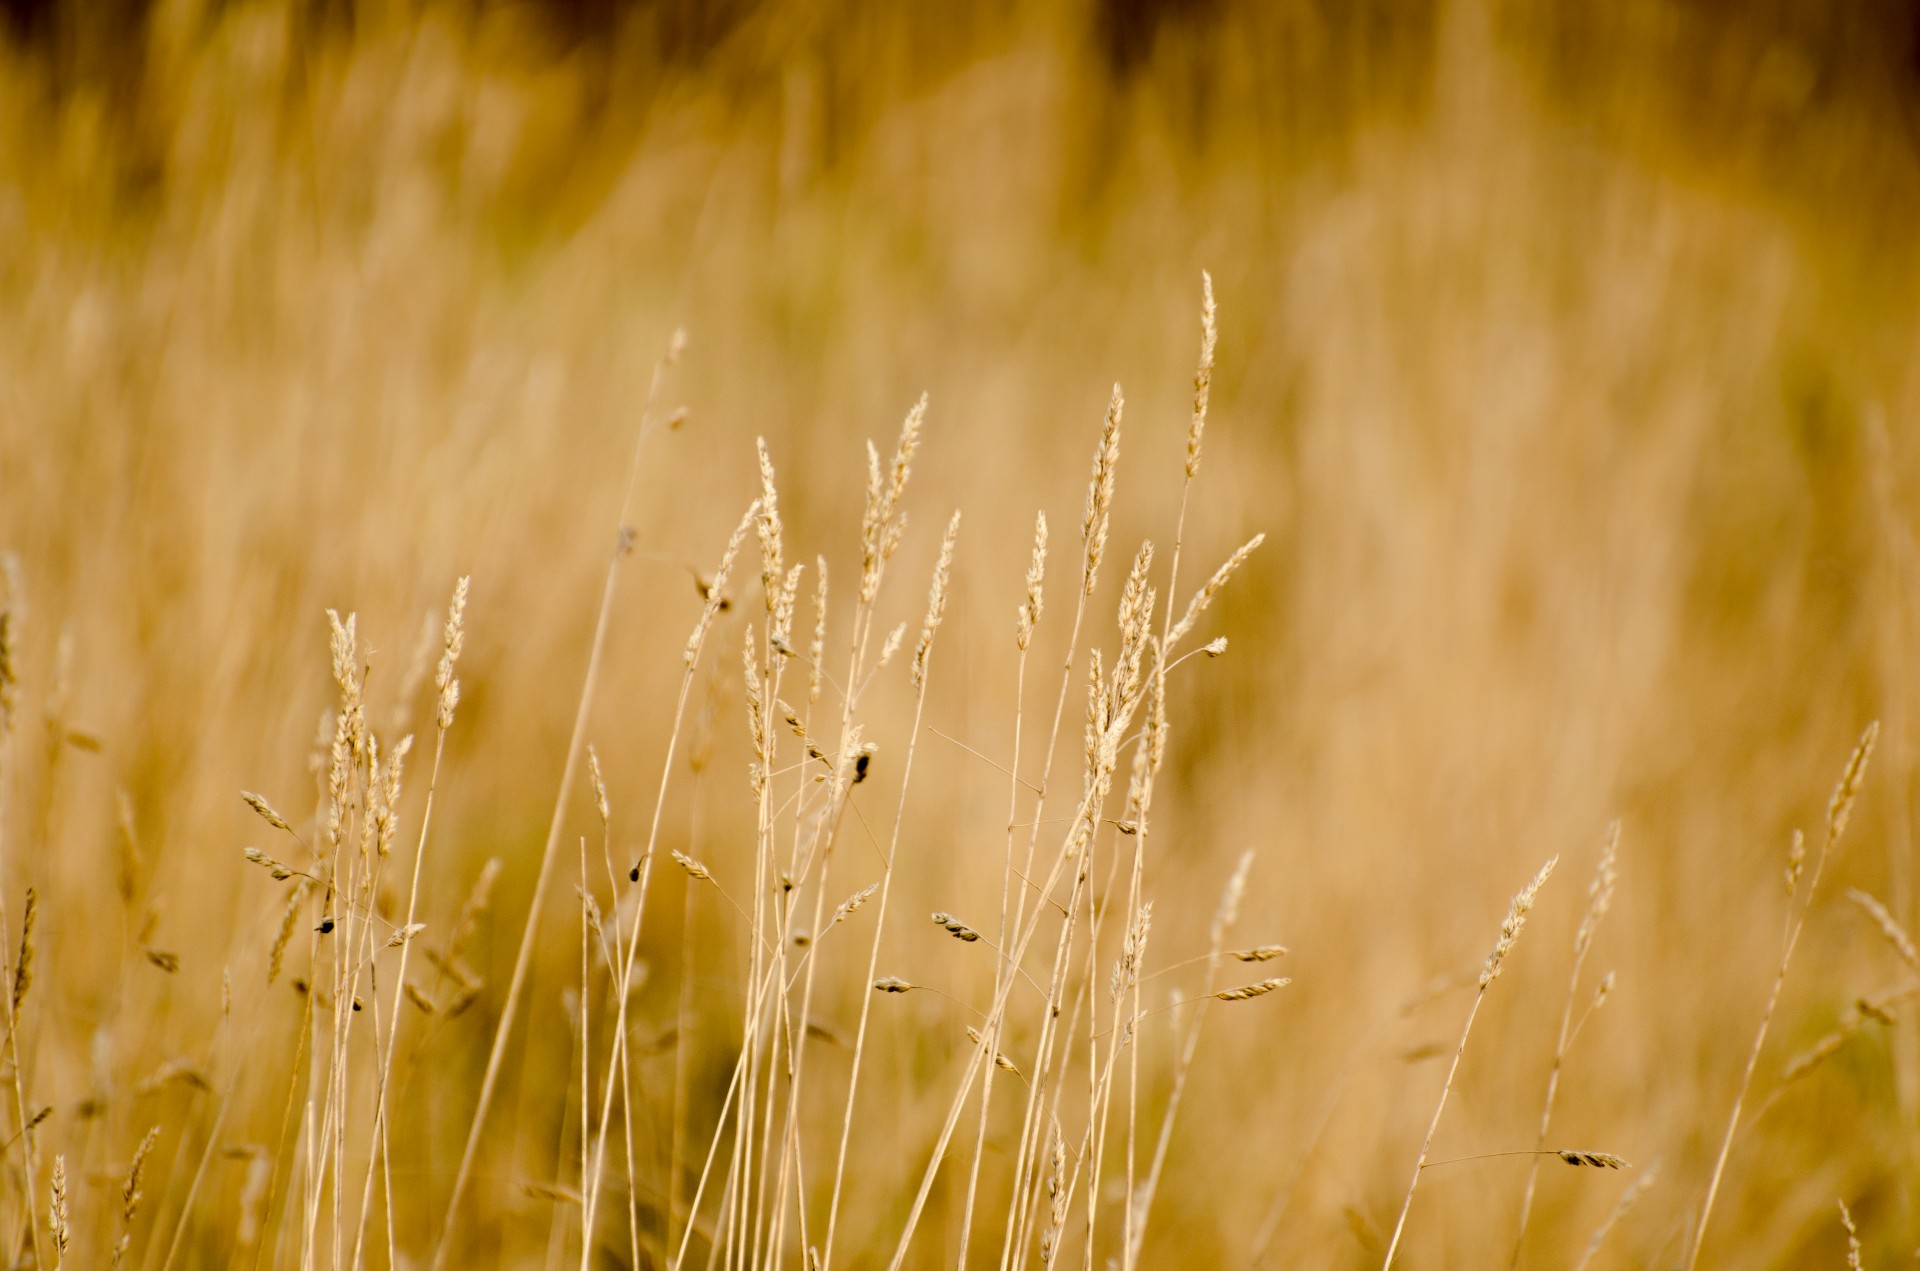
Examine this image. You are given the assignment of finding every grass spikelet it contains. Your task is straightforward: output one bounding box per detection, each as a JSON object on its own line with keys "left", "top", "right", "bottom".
{"left": 241, "top": 792, "right": 292, "bottom": 833}
{"left": 110, "top": 1126, "right": 161, "bottom": 1267}
{"left": 267, "top": 880, "right": 308, "bottom": 985}
{"left": 911, "top": 511, "right": 960, "bottom": 691}
{"left": 12, "top": 887, "right": 35, "bottom": 1014}
{"left": 965, "top": 1026, "right": 1022, "bottom": 1077}
{"left": 1213, "top": 976, "right": 1289, "bottom": 1002}
{"left": 1383, "top": 856, "right": 1558, "bottom": 1270}
{"left": 756, "top": 437, "right": 786, "bottom": 611}
{"left": 1826, "top": 722, "right": 1879, "bottom": 852}
{"left": 1186, "top": 270, "right": 1216, "bottom": 478}
{"left": 1230, "top": 945, "right": 1288, "bottom": 962}
{"left": 404, "top": 982, "right": 437, "bottom": 1014}
{"left": 1839, "top": 1200, "right": 1863, "bottom": 1269}
{"left": 1689, "top": 725, "right": 1879, "bottom": 1271}
{"left": 833, "top": 884, "right": 879, "bottom": 926}
{"left": 933, "top": 912, "right": 982, "bottom": 943}
{"left": 1844, "top": 887, "right": 1919, "bottom": 974}
{"left": 0, "top": 552, "right": 21, "bottom": 730}
{"left": 586, "top": 745, "right": 610, "bottom": 827}
{"left": 48, "top": 1153, "right": 68, "bottom": 1264}
{"left": 1515, "top": 827, "right": 1620, "bottom": 1265}
{"left": 1082, "top": 384, "right": 1123, "bottom": 595}
{"left": 143, "top": 949, "right": 180, "bottom": 973}
{"left": 873, "top": 976, "right": 914, "bottom": 994}
{"left": 384, "top": 922, "right": 427, "bottom": 949}
{"left": 1017, "top": 511, "right": 1047, "bottom": 651}
{"left": 687, "top": 501, "right": 758, "bottom": 666}
{"left": 435, "top": 576, "right": 469, "bottom": 730}
{"left": 672, "top": 851, "right": 713, "bottom": 883}
{"left": 1482, "top": 856, "right": 1557, "bottom": 989}
{"left": 242, "top": 847, "right": 297, "bottom": 881}
{"left": 1167, "top": 533, "right": 1264, "bottom": 649}
{"left": 1556, "top": 1151, "right": 1630, "bottom": 1169}
{"left": 810, "top": 557, "right": 829, "bottom": 703}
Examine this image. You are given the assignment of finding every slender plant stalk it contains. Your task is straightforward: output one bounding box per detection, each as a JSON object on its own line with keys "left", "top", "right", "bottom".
{"left": 1382, "top": 857, "right": 1557, "bottom": 1271}
{"left": 429, "top": 331, "right": 685, "bottom": 1271}
{"left": 1687, "top": 724, "right": 1877, "bottom": 1271}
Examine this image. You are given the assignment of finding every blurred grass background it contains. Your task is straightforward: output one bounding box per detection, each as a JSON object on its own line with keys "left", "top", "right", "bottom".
{"left": 4, "top": 0, "right": 1920, "bottom": 1265}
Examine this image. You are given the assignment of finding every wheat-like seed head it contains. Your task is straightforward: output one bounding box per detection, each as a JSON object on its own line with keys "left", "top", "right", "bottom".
{"left": 1215, "top": 976, "right": 1289, "bottom": 1002}
{"left": 809, "top": 557, "right": 829, "bottom": 703}
{"left": 242, "top": 792, "right": 292, "bottom": 832}
{"left": 755, "top": 437, "right": 786, "bottom": 612}
{"left": 1482, "top": 856, "right": 1558, "bottom": 989}
{"left": 1081, "top": 384, "right": 1123, "bottom": 595}
{"left": 687, "top": 501, "right": 758, "bottom": 666}
{"left": 932, "top": 911, "right": 981, "bottom": 942}
{"left": 1826, "top": 721, "right": 1879, "bottom": 852}
{"left": 587, "top": 745, "right": 610, "bottom": 828}
{"left": 267, "top": 880, "right": 309, "bottom": 985}
{"left": 833, "top": 883, "right": 878, "bottom": 926}
{"left": 1017, "top": 510, "right": 1048, "bottom": 651}
{"left": 672, "top": 851, "right": 713, "bottom": 883}
{"left": 911, "top": 511, "right": 960, "bottom": 690}
{"left": 875, "top": 622, "right": 906, "bottom": 670}
{"left": 1231, "top": 945, "right": 1288, "bottom": 962}
{"left": 0, "top": 552, "right": 21, "bottom": 733}
{"left": 48, "top": 1154, "right": 68, "bottom": 1257}
{"left": 435, "top": 576, "right": 469, "bottom": 730}
{"left": 1573, "top": 821, "right": 1620, "bottom": 960}
{"left": 12, "top": 887, "right": 36, "bottom": 1015}
{"left": 1839, "top": 1200, "right": 1863, "bottom": 1270}
{"left": 1168, "top": 532, "right": 1265, "bottom": 649}
{"left": 1185, "top": 270, "right": 1218, "bottom": 478}
{"left": 965, "top": 1026, "right": 1021, "bottom": 1075}
{"left": 873, "top": 976, "right": 914, "bottom": 993}
{"left": 1557, "top": 1150, "right": 1630, "bottom": 1169}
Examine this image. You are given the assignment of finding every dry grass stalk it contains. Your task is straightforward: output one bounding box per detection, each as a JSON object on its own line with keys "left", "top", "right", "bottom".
{"left": 431, "top": 327, "right": 685, "bottom": 1270}
{"left": 110, "top": 1127, "right": 161, "bottom": 1267}
{"left": 1513, "top": 823, "right": 1620, "bottom": 1267}
{"left": 1382, "top": 856, "right": 1558, "bottom": 1270}
{"left": 1688, "top": 723, "right": 1878, "bottom": 1271}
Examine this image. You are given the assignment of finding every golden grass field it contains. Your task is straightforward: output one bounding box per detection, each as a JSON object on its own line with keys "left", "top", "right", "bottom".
{"left": 3, "top": 0, "right": 1920, "bottom": 1265}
